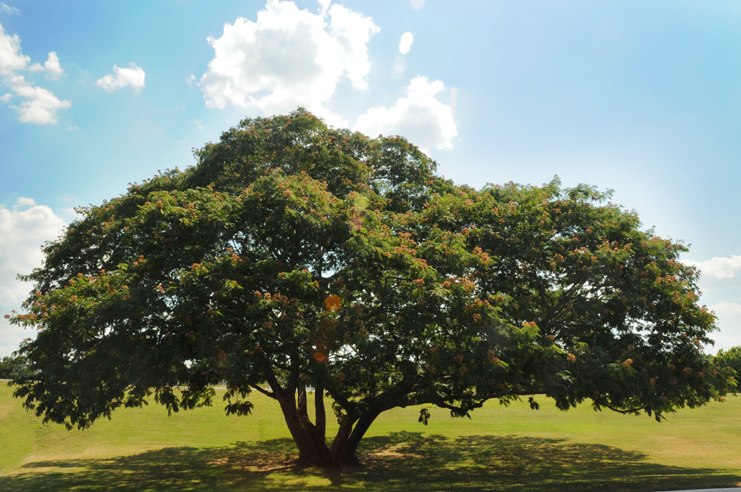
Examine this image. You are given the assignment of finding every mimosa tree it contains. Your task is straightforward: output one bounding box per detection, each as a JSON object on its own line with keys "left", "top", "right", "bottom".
{"left": 9, "top": 109, "right": 733, "bottom": 467}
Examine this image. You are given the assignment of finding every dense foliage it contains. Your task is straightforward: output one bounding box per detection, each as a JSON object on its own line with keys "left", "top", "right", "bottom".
{"left": 0, "top": 354, "right": 33, "bottom": 380}
{"left": 8, "top": 109, "right": 734, "bottom": 466}
{"left": 714, "top": 347, "right": 741, "bottom": 383}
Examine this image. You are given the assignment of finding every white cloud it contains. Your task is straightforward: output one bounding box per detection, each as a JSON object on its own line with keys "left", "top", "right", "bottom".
{"left": 191, "top": 118, "right": 203, "bottom": 130}
{"left": 399, "top": 32, "right": 413, "bottom": 55}
{"left": 29, "top": 51, "right": 64, "bottom": 80}
{"left": 185, "top": 73, "right": 196, "bottom": 87}
{"left": 353, "top": 76, "right": 458, "bottom": 152}
{"left": 200, "top": 0, "right": 379, "bottom": 126}
{"left": 318, "top": 0, "right": 330, "bottom": 16}
{"left": 712, "top": 301, "right": 741, "bottom": 318}
{"left": 16, "top": 197, "right": 35, "bottom": 207}
{"left": 0, "top": 3, "right": 18, "bottom": 15}
{"left": 0, "top": 202, "right": 66, "bottom": 357}
{"left": 708, "top": 301, "right": 741, "bottom": 353}
{"left": 0, "top": 23, "right": 29, "bottom": 75}
{"left": 10, "top": 75, "right": 71, "bottom": 124}
{"left": 0, "top": 202, "right": 64, "bottom": 304}
{"left": 96, "top": 63, "right": 146, "bottom": 93}
{"left": 410, "top": 0, "right": 425, "bottom": 10}
{"left": 0, "top": 23, "right": 70, "bottom": 124}
{"left": 686, "top": 255, "right": 741, "bottom": 280}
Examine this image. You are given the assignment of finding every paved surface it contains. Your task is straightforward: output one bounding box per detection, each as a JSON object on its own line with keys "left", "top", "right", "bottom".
{"left": 655, "top": 489, "right": 741, "bottom": 492}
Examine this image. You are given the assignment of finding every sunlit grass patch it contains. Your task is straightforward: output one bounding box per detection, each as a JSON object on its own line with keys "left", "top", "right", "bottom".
{"left": 2, "top": 383, "right": 740, "bottom": 491}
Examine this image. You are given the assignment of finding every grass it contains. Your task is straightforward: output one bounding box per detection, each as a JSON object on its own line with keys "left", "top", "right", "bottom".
{"left": 1, "top": 382, "right": 741, "bottom": 491}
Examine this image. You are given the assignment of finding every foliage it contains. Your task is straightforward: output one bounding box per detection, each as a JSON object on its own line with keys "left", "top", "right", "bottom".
{"left": 713, "top": 346, "right": 741, "bottom": 383}
{"left": 0, "top": 354, "right": 34, "bottom": 380}
{"left": 8, "top": 109, "right": 734, "bottom": 466}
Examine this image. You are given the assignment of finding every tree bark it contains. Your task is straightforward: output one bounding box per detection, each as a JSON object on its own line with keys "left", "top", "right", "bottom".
{"left": 276, "top": 390, "right": 323, "bottom": 464}
{"left": 265, "top": 367, "right": 328, "bottom": 464}
{"left": 276, "top": 395, "right": 387, "bottom": 467}
{"left": 344, "top": 408, "right": 381, "bottom": 460}
{"left": 329, "top": 414, "right": 358, "bottom": 466}
{"left": 315, "top": 385, "right": 326, "bottom": 445}
{"left": 266, "top": 367, "right": 384, "bottom": 468}
{"left": 297, "top": 385, "right": 329, "bottom": 455}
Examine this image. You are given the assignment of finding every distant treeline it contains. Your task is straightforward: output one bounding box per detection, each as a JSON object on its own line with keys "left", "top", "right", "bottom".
{"left": 0, "top": 354, "right": 34, "bottom": 380}
{"left": 715, "top": 347, "right": 741, "bottom": 382}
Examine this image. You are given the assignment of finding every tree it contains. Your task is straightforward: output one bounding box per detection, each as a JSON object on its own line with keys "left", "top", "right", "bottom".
{"left": 714, "top": 347, "right": 741, "bottom": 385}
{"left": 8, "top": 109, "right": 734, "bottom": 467}
{"left": 0, "top": 354, "right": 33, "bottom": 380}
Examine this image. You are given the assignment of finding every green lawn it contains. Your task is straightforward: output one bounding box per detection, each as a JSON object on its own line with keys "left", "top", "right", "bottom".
{"left": 1, "top": 382, "right": 740, "bottom": 491}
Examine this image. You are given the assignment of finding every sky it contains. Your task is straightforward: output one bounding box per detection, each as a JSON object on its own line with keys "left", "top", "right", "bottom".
{"left": 1, "top": 0, "right": 741, "bottom": 357}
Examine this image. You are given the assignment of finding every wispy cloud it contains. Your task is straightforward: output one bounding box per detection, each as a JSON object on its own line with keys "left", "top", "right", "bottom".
{"left": 0, "top": 3, "right": 19, "bottom": 15}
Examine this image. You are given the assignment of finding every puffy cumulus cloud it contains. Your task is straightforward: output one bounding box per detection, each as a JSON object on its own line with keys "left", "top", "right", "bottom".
{"left": 0, "top": 23, "right": 29, "bottom": 75}
{"left": 0, "top": 199, "right": 65, "bottom": 304}
{"left": 0, "top": 201, "right": 66, "bottom": 357}
{"left": 200, "top": 0, "right": 379, "bottom": 126}
{"left": 96, "top": 63, "right": 146, "bottom": 93}
{"left": 353, "top": 77, "right": 458, "bottom": 153}
{"left": 29, "top": 51, "right": 64, "bottom": 80}
{"left": 0, "top": 23, "right": 70, "bottom": 124}
{"left": 712, "top": 301, "right": 741, "bottom": 318}
{"left": 10, "top": 75, "right": 71, "bottom": 124}
{"left": 686, "top": 255, "right": 741, "bottom": 280}
{"left": 15, "top": 197, "right": 35, "bottom": 206}
{"left": 709, "top": 301, "right": 741, "bottom": 353}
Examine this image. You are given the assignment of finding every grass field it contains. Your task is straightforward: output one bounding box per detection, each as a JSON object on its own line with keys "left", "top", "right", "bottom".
{"left": 1, "top": 382, "right": 741, "bottom": 491}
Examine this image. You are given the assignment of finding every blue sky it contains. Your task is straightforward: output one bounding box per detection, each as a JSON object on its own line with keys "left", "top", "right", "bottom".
{"left": 1, "top": 0, "right": 741, "bottom": 356}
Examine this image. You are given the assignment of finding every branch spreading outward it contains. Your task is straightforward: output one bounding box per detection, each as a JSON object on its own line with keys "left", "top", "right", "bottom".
{"left": 8, "top": 109, "right": 735, "bottom": 467}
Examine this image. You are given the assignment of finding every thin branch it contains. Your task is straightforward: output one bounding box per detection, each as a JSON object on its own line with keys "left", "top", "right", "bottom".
{"left": 251, "top": 384, "right": 276, "bottom": 399}
{"left": 604, "top": 403, "right": 644, "bottom": 415}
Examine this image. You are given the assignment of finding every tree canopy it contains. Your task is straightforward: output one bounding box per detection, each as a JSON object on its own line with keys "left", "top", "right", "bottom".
{"left": 8, "top": 109, "right": 734, "bottom": 466}
{"left": 714, "top": 347, "right": 741, "bottom": 381}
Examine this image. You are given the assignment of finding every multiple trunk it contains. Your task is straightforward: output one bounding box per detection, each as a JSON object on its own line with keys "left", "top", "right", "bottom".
{"left": 272, "top": 385, "right": 381, "bottom": 467}
{"left": 262, "top": 367, "right": 386, "bottom": 467}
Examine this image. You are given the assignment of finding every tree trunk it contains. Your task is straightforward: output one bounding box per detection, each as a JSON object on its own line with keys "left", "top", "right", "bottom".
{"left": 343, "top": 408, "right": 382, "bottom": 460}
{"left": 276, "top": 389, "right": 328, "bottom": 464}
{"left": 269, "top": 374, "right": 383, "bottom": 468}
{"left": 315, "top": 385, "right": 326, "bottom": 445}
{"left": 328, "top": 414, "right": 359, "bottom": 466}
{"left": 265, "top": 366, "right": 333, "bottom": 466}
{"left": 297, "top": 385, "right": 329, "bottom": 455}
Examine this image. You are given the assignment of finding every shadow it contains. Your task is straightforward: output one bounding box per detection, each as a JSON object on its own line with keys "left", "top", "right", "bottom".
{"left": 2, "top": 433, "right": 740, "bottom": 491}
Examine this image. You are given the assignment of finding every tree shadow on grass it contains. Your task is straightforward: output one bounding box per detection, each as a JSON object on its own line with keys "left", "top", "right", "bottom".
{"left": 3, "top": 433, "right": 740, "bottom": 492}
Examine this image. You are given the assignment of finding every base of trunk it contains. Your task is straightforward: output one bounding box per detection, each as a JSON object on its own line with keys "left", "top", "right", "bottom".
{"left": 295, "top": 450, "right": 362, "bottom": 468}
